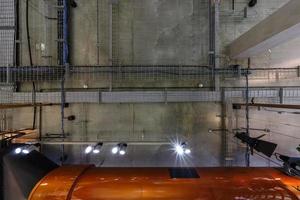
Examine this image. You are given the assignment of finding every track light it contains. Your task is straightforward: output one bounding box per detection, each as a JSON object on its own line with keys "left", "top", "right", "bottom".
{"left": 92, "top": 143, "right": 103, "bottom": 154}
{"left": 184, "top": 148, "right": 191, "bottom": 154}
{"left": 111, "top": 146, "right": 119, "bottom": 154}
{"left": 174, "top": 142, "right": 191, "bottom": 156}
{"left": 85, "top": 146, "right": 93, "bottom": 154}
{"left": 14, "top": 145, "right": 37, "bottom": 155}
{"left": 111, "top": 143, "right": 127, "bottom": 155}
{"left": 17, "top": 145, "right": 37, "bottom": 155}
{"left": 119, "top": 143, "right": 127, "bottom": 156}
{"left": 85, "top": 143, "right": 103, "bottom": 154}
{"left": 15, "top": 147, "right": 22, "bottom": 154}
{"left": 175, "top": 144, "right": 184, "bottom": 155}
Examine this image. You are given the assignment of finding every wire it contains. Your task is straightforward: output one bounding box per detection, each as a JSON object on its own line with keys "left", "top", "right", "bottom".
{"left": 237, "top": 114, "right": 300, "bottom": 128}
{"left": 26, "top": 0, "right": 37, "bottom": 129}
{"left": 269, "top": 130, "right": 300, "bottom": 140}
{"left": 253, "top": 152, "right": 282, "bottom": 167}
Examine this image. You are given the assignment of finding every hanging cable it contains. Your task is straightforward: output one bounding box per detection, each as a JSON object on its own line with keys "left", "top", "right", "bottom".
{"left": 253, "top": 152, "right": 282, "bottom": 167}
{"left": 26, "top": 0, "right": 37, "bottom": 129}
{"left": 237, "top": 114, "right": 300, "bottom": 128}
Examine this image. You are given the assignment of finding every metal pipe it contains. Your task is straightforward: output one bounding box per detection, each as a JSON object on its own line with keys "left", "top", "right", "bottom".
{"left": 37, "top": 141, "right": 170, "bottom": 145}
{"left": 233, "top": 103, "right": 300, "bottom": 110}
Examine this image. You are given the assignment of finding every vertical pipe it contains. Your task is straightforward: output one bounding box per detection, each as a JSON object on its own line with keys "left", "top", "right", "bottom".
{"left": 96, "top": 0, "right": 100, "bottom": 65}
{"left": 108, "top": 1, "right": 113, "bottom": 91}
{"left": 245, "top": 58, "right": 250, "bottom": 167}
{"left": 208, "top": 0, "right": 215, "bottom": 87}
{"left": 63, "top": 0, "right": 69, "bottom": 64}
{"left": 208, "top": 0, "right": 220, "bottom": 91}
{"left": 214, "top": 0, "right": 220, "bottom": 91}
{"left": 60, "top": 0, "right": 69, "bottom": 164}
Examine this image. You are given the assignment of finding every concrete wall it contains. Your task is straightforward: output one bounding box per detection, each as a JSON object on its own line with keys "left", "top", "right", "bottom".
{"left": 11, "top": 0, "right": 300, "bottom": 167}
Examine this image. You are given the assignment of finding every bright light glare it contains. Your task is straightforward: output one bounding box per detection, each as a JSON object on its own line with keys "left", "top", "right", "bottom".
{"left": 175, "top": 144, "right": 184, "bottom": 155}
{"left": 93, "top": 149, "right": 100, "bottom": 154}
{"left": 119, "top": 150, "right": 126, "bottom": 155}
{"left": 22, "top": 149, "right": 30, "bottom": 154}
{"left": 85, "top": 146, "right": 93, "bottom": 154}
{"left": 184, "top": 148, "right": 191, "bottom": 154}
{"left": 15, "top": 148, "right": 22, "bottom": 154}
{"left": 111, "top": 146, "right": 119, "bottom": 154}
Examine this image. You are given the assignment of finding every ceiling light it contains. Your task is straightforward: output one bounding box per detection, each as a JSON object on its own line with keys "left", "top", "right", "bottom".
{"left": 174, "top": 142, "right": 191, "bottom": 156}
{"left": 175, "top": 144, "right": 184, "bottom": 155}
{"left": 119, "top": 143, "right": 127, "bottom": 156}
{"left": 21, "top": 145, "right": 37, "bottom": 155}
{"left": 15, "top": 147, "right": 22, "bottom": 154}
{"left": 184, "top": 148, "right": 191, "bottom": 154}
{"left": 111, "top": 146, "right": 119, "bottom": 154}
{"left": 85, "top": 146, "right": 93, "bottom": 154}
{"left": 92, "top": 143, "right": 103, "bottom": 154}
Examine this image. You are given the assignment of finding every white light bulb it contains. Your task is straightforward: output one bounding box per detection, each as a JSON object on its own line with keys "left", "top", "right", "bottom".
{"left": 184, "top": 148, "right": 191, "bottom": 154}
{"left": 119, "top": 150, "right": 126, "bottom": 155}
{"left": 93, "top": 149, "right": 100, "bottom": 154}
{"left": 22, "top": 149, "right": 30, "bottom": 154}
{"left": 175, "top": 144, "right": 184, "bottom": 155}
{"left": 112, "top": 147, "right": 119, "bottom": 154}
{"left": 15, "top": 147, "right": 22, "bottom": 154}
{"left": 85, "top": 146, "right": 93, "bottom": 154}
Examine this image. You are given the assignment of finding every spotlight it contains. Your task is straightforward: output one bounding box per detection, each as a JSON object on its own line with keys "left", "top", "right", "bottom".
{"left": 175, "top": 144, "right": 184, "bottom": 155}
{"left": 92, "top": 143, "right": 103, "bottom": 154}
{"left": 111, "top": 143, "right": 128, "bottom": 155}
{"left": 22, "top": 149, "right": 30, "bottom": 154}
{"left": 119, "top": 143, "right": 127, "bottom": 156}
{"left": 184, "top": 148, "right": 191, "bottom": 154}
{"left": 21, "top": 145, "right": 36, "bottom": 154}
{"left": 174, "top": 142, "right": 191, "bottom": 156}
{"left": 111, "top": 146, "right": 119, "bottom": 154}
{"left": 85, "top": 146, "right": 93, "bottom": 154}
{"left": 15, "top": 147, "right": 22, "bottom": 154}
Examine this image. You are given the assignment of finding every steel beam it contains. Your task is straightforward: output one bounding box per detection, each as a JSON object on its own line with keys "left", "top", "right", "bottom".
{"left": 229, "top": 0, "right": 300, "bottom": 58}
{"left": 0, "top": 103, "right": 59, "bottom": 109}
{"left": 233, "top": 103, "right": 300, "bottom": 110}
{"left": 37, "top": 141, "right": 170, "bottom": 146}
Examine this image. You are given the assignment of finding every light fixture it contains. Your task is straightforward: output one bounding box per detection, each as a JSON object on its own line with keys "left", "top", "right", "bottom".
{"left": 85, "top": 145, "right": 93, "bottom": 154}
{"left": 174, "top": 142, "right": 191, "bottom": 156}
{"left": 119, "top": 143, "right": 127, "bottom": 156}
{"left": 184, "top": 148, "right": 191, "bottom": 154}
{"left": 111, "top": 146, "right": 119, "bottom": 154}
{"left": 111, "top": 143, "right": 128, "bottom": 155}
{"left": 15, "top": 147, "right": 22, "bottom": 154}
{"left": 175, "top": 144, "right": 184, "bottom": 155}
{"left": 92, "top": 143, "right": 103, "bottom": 154}
{"left": 85, "top": 143, "right": 103, "bottom": 154}
{"left": 21, "top": 145, "right": 37, "bottom": 154}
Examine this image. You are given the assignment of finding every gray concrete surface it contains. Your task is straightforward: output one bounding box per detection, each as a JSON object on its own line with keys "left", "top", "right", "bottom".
{"left": 4, "top": 0, "right": 300, "bottom": 167}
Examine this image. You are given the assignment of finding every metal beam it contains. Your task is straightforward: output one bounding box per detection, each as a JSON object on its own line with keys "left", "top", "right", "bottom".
{"left": 1, "top": 87, "right": 300, "bottom": 104}
{"left": 229, "top": 0, "right": 300, "bottom": 58}
{"left": 233, "top": 103, "right": 300, "bottom": 110}
{"left": 36, "top": 141, "right": 170, "bottom": 146}
{"left": 0, "top": 103, "right": 59, "bottom": 109}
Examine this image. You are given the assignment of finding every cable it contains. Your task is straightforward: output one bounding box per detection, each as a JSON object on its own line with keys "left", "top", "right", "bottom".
{"left": 26, "top": 0, "right": 37, "bottom": 129}
{"left": 253, "top": 152, "right": 282, "bottom": 167}
{"left": 237, "top": 114, "right": 300, "bottom": 128}
{"left": 269, "top": 130, "right": 300, "bottom": 140}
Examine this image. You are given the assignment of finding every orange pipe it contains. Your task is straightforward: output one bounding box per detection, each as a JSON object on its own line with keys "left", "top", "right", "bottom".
{"left": 29, "top": 166, "right": 300, "bottom": 200}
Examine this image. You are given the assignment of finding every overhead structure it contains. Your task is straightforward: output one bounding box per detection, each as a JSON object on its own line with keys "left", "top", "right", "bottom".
{"left": 229, "top": 0, "right": 300, "bottom": 58}
{"left": 233, "top": 103, "right": 300, "bottom": 110}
